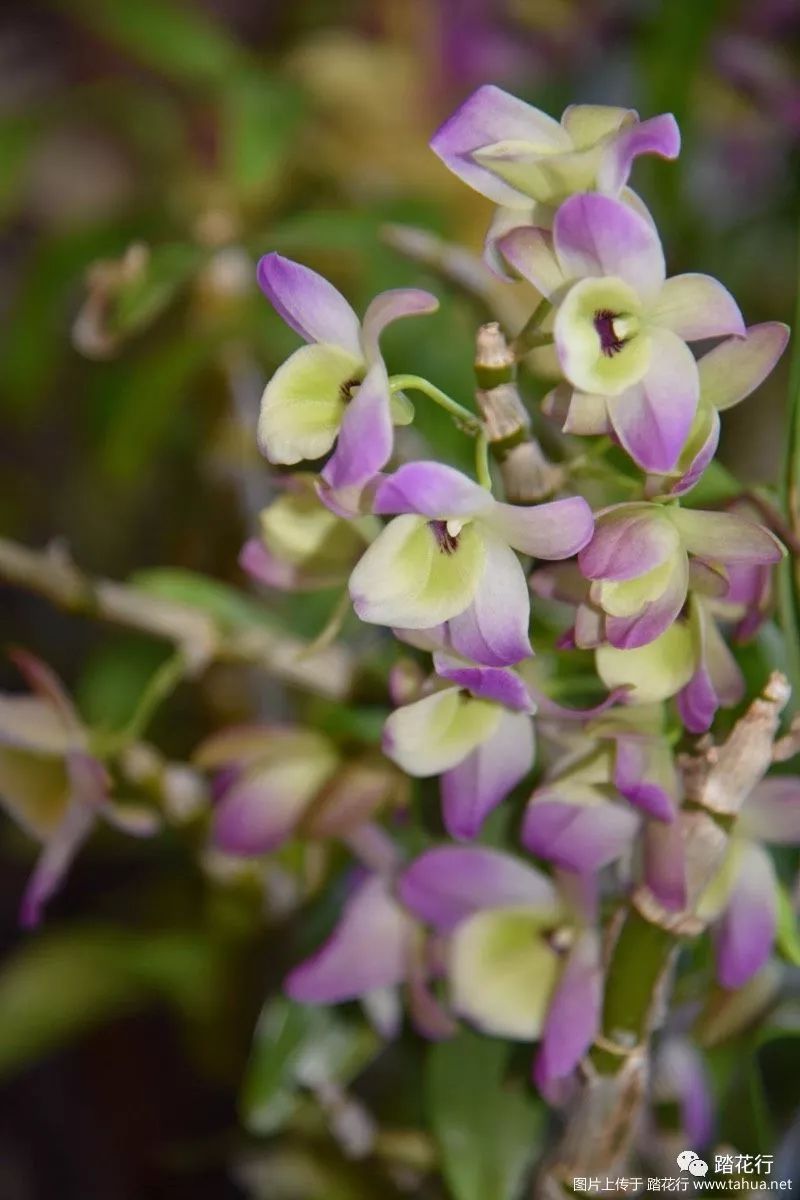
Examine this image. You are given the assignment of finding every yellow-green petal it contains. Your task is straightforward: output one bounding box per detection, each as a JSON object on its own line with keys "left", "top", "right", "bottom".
{"left": 449, "top": 907, "right": 562, "bottom": 1040}
{"left": 596, "top": 621, "right": 695, "bottom": 704}
{"left": 258, "top": 343, "right": 363, "bottom": 465}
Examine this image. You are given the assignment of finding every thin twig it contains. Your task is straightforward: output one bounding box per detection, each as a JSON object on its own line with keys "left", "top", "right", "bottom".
{"left": 0, "top": 536, "right": 355, "bottom": 699}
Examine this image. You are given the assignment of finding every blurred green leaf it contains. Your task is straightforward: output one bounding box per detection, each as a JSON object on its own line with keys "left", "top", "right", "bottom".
{"left": 425, "top": 1030, "right": 543, "bottom": 1200}
{"left": 0, "top": 224, "right": 135, "bottom": 420}
{"left": 221, "top": 72, "right": 306, "bottom": 203}
{"left": 109, "top": 243, "right": 203, "bottom": 343}
{"left": 132, "top": 567, "right": 280, "bottom": 633}
{"left": 241, "top": 996, "right": 379, "bottom": 1136}
{"left": 682, "top": 460, "right": 741, "bottom": 508}
{"left": 0, "top": 112, "right": 39, "bottom": 227}
{"left": 93, "top": 336, "right": 213, "bottom": 480}
{"left": 76, "top": 636, "right": 170, "bottom": 730}
{"left": 60, "top": 0, "right": 245, "bottom": 85}
{"left": 776, "top": 885, "right": 800, "bottom": 967}
{"left": 0, "top": 925, "right": 216, "bottom": 1079}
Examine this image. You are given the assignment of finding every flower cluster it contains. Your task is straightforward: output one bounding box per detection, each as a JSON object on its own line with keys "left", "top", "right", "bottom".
{"left": 7, "top": 86, "right": 796, "bottom": 1121}
{"left": 238, "top": 85, "right": 798, "bottom": 1092}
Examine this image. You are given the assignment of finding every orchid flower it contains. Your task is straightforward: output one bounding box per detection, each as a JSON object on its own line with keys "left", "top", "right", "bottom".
{"left": 543, "top": 322, "right": 789, "bottom": 497}
{"left": 240, "top": 473, "right": 378, "bottom": 592}
{"left": 430, "top": 87, "right": 679, "bottom": 270}
{"left": 501, "top": 193, "right": 746, "bottom": 472}
{"left": 696, "top": 777, "right": 800, "bottom": 988}
{"left": 256, "top": 253, "right": 438, "bottom": 507}
{"left": 643, "top": 323, "right": 789, "bottom": 497}
{"left": 382, "top": 662, "right": 535, "bottom": 840}
{"left": 348, "top": 462, "right": 593, "bottom": 666}
{"left": 521, "top": 706, "right": 679, "bottom": 875}
{"left": 196, "top": 724, "right": 397, "bottom": 854}
{"left": 577, "top": 501, "right": 783, "bottom": 650}
{"left": 0, "top": 653, "right": 158, "bottom": 926}
{"left": 399, "top": 846, "right": 602, "bottom": 1088}
{"left": 592, "top": 595, "right": 745, "bottom": 732}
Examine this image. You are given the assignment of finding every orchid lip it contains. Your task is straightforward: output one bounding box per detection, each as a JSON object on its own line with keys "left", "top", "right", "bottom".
{"left": 594, "top": 309, "right": 636, "bottom": 358}
{"left": 430, "top": 519, "right": 461, "bottom": 555}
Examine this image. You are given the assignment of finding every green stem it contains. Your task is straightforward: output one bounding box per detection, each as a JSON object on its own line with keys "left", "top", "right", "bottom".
{"left": 591, "top": 907, "right": 677, "bottom": 1074}
{"left": 474, "top": 432, "right": 492, "bottom": 490}
{"left": 103, "top": 650, "right": 188, "bottom": 752}
{"left": 388, "top": 374, "right": 481, "bottom": 431}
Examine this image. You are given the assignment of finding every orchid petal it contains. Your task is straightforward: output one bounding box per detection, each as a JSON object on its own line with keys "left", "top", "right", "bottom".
{"left": 374, "top": 462, "right": 493, "bottom": 519}
{"left": 441, "top": 709, "right": 535, "bottom": 839}
{"left": 447, "top": 535, "right": 532, "bottom": 667}
{"left": 399, "top": 846, "right": 559, "bottom": 933}
{"left": 360, "top": 289, "right": 439, "bottom": 362}
{"left": 488, "top": 495, "right": 594, "bottom": 560}
{"left": 258, "top": 343, "right": 359, "bottom": 465}
{"left": 740, "top": 777, "right": 800, "bottom": 845}
{"left": 322, "top": 361, "right": 393, "bottom": 490}
{"left": 716, "top": 842, "right": 777, "bottom": 989}
{"left": 522, "top": 793, "right": 639, "bottom": 872}
{"left": 643, "top": 817, "right": 687, "bottom": 911}
{"left": 608, "top": 328, "right": 699, "bottom": 472}
{"left": 20, "top": 799, "right": 95, "bottom": 927}
{"left": 285, "top": 876, "right": 412, "bottom": 1003}
{"left": 667, "top": 509, "right": 784, "bottom": 566}
{"left": 650, "top": 274, "right": 745, "bottom": 341}
{"left": 579, "top": 506, "right": 679, "bottom": 582}
{"left": 212, "top": 736, "right": 339, "bottom": 855}
{"left": 614, "top": 734, "right": 678, "bottom": 821}
{"left": 448, "top": 907, "right": 561, "bottom": 1040}
{"left": 496, "top": 226, "right": 566, "bottom": 297}
{"left": 554, "top": 193, "right": 666, "bottom": 300}
{"left": 257, "top": 253, "right": 362, "bottom": 356}
{"left": 597, "top": 113, "right": 681, "bottom": 193}
{"left": 350, "top": 514, "right": 485, "bottom": 629}
{"left": 561, "top": 104, "right": 634, "bottom": 147}
{"left": 596, "top": 621, "right": 695, "bottom": 704}
{"left": 534, "top": 930, "right": 602, "bottom": 1087}
{"left": 432, "top": 655, "right": 534, "bottom": 712}
{"left": 430, "top": 85, "right": 569, "bottom": 208}
{"left": 604, "top": 552, "right": 689, "bottom": 650}
{"left": 698, "top": 322, "right": 790, "bottom": 412}
{"left": 382, "top": 687, "right": 501, "bottom": 778}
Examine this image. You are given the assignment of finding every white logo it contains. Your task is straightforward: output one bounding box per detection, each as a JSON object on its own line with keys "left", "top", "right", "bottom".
{"left": 677, "top": 1151, "right": 709, "bottom": 1177}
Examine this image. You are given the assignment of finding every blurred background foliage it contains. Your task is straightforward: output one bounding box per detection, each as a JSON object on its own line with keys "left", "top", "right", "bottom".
{"left": 0, "top": 1, "right": 799, "bottom": 1197}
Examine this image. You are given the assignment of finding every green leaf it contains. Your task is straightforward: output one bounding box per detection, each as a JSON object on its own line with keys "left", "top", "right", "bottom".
{"left": 107, "top": 243, "right": 202, "bottom": 343}
{"left": 425, "top": 1030, "right": 543, "bottom": 1200}
{"left": 61, "top": 0, "right": 244, "bottom": 85}
{"left": 131, "top": 567, "right": 281, "bottom": 634}
{"left": 92, "top": 336, "right": 214, "bottom": 481}
{"left": 241, "top": 997, "right": 380, "bottom": 1135}
{"left": 0, "top": 925, "right": 216, "bottom": 1079}
{"left": 681, "top": 459, "right": 741, "bottom": 508}
{"left": 221, "top": 72, "right": 305, "bottom": 202}
{"left": 776, "top": 885, "right": 800, "bottom": 967}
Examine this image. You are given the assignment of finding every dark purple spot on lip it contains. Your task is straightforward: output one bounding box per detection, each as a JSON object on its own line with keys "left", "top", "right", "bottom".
{"left": 594, "top": 309, "right": 626, "bottom": 357}
{"left": 339, "top": 376, "right": 362, "bottom": 402}
{"left": 430, "top": 520, "right": 459, "bottom": 555}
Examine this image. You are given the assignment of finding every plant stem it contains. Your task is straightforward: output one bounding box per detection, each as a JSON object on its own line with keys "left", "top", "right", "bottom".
{"left": 117, "top": 650, "right": 188, "bottom": 746}
{"left": 388, "top": 374, "right": 481, "bottom": 431}
{"left": 474, "top": 432, "right": 492, "bottom": 490}
{"left": 0, "top": 536, "right": 354, "bottom": 699}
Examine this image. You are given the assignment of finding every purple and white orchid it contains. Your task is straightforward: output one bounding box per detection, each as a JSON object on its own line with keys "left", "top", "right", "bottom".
{"left": 399, "top": 846, "right": 603, "bottom": 1088}
{"left": 501, "top": 193, "right": 746, "bottom": 472}
{"left": 430, "top": 87, "right": 679, "bottom": 270}
{"left": 349, "top": 462, "right": 593, "bottom": 666}
{"left": 257, "top": 253, "right": 438, "bottom": 509}
{"left": 577, "top": 501, "right": 783, "bottom": 651}
{"left": 0, "top": 652, "right": 158, "bottom": 927}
